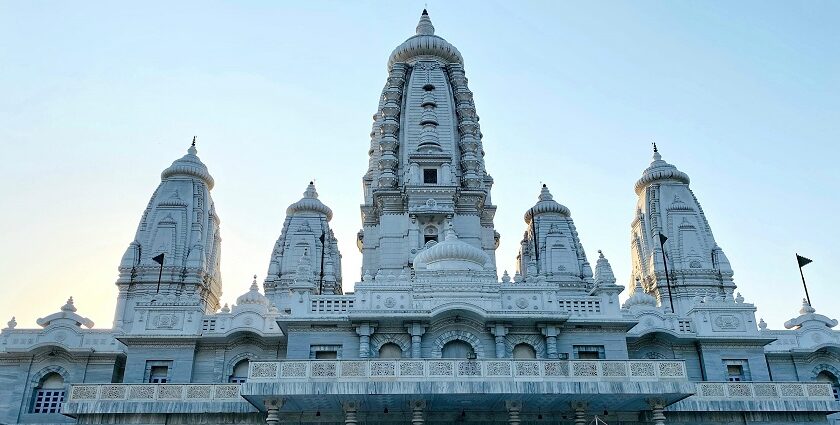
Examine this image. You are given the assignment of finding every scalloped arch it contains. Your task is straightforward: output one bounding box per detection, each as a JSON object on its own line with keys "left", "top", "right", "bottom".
{"left": 431, "top": 329, "right": 485, "bottom": 358}
{"left": 369, "top": 333, "right": 411, "bottom": 358}
{"left": 225, "top": 352, "right": 257, "bottom": 379}
{"left": 30, "top": 365, "right": 70, "bottom": 386}
{"left": 811, "top": 363, "right": 840, "bottom": 381}
{"left": 505, "top": 334, "right": 545, "bottom": 359}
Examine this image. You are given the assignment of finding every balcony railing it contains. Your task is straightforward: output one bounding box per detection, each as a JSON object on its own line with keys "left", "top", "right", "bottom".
{"left": 248, "top": 359, "right": 687, "bottom": 382}
{"left": 693, "top": 382, "right": 835, "bottom": 401}
{"left": 67, "top": 384, "right": 241, "bottom": 402}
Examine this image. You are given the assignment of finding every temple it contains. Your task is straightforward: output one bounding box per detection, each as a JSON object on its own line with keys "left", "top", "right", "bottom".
{"left": 1, "top": 10, "right": 838, "bottom": 425}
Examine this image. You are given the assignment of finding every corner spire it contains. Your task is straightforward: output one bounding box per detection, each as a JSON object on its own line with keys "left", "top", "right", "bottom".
{"left": 416, "top": 9, "right": 435, "bottom": 35}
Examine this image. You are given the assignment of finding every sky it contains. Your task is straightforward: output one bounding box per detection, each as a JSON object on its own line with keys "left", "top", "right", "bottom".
{"left": 0, "top": 1, "right": 838, "bottom": 331}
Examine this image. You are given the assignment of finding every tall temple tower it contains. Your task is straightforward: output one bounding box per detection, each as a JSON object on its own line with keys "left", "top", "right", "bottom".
{"left": 113, "top": 142, "right": 222, "bottom": 329}
{"left": 358, "top": 10, "right": 498, "bottom": 279}
{"left": 630, "top": 145, "right": 735, "bottom": 314}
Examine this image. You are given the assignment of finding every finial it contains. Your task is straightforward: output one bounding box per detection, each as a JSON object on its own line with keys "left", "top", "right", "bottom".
{"left": 652, "top": 142, "right": 658, "bottom": 153}
{"left": 6, "top": 317, "right": 16, "bottom": 329}
{"left": 758, "top": 318, "right": 767, "bottom": 330}
{"left": 597, "top": 249, "right": 604, "bottom": 258}
{"left": 651, "top": 142, "right": 662, "bottom": 162}
{"left": 221, "top": 303, "right": 230, "bottom": 313}
{"left": 61, "top": 297, "right": 77, "bottom": 312}
{"left": 188, "top": 136, "right": 198, "bottom": 155}
{"left": 538, "top": 184, "right": 553, "bottom": 201}
{"left": 303, "top": 181, "right": 319, "bottom": 199}
{"left": 250, "top": 274, "right": 259, "bottom": 291}
{"left": 416, "top": 8, "right": 435, "bottom": 35}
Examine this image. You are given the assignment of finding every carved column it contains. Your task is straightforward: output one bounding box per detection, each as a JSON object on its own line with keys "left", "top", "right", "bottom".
{"left": 505, "top": 400, "right": 522, "bottom": 425}
{"left": 343, "top": 401, "right": 359, "bottom": 425}
{"left": 648, "top": 398, "right": 666, "bottom": 425}
{"left": 571, "top": 401, "right": 587, "bottom": 425}
{"left": 410, "top": 400, "right": 426, "bottom": 425}
{"left": 539, "top": 324, "right": 559, "bottom": 359}
{"left": 489, "top": 323, "right": 510, "bottom": 358}
{"left": 406, "top": 322, "right": 427, "bottom": 358}
{"left": 265, "top": 399, "right": 284, "bottom": 425}
{"left": 355, "top": 322, "right": 376, "bottom": 358}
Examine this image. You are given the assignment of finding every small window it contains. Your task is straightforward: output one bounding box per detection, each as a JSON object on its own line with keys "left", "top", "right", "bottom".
{"left": 32, "top": 373, "right": 65, "bottom": 414}
{"left": 229, "top": 360, "right": 249, "bottom": 384}
{"left": 724, "top": 359, "right": 750, "bottom": 382}
{"left": 315, "top": 351, "right": 338, "bottom": 359}
{"left": 423, "top": 169, "right": 437, "bottom": 184}
{"left": 573, "top": 345, "right": 605, "bottom": 360}
{"left": 149, "top": 366, "right": 169, "bottom": 383}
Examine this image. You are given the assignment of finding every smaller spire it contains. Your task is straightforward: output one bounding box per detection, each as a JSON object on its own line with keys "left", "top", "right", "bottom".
{"left": 416, "top": 9, "right": 435, "bottom": 35}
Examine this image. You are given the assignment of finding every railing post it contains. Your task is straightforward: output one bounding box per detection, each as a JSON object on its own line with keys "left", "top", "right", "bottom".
{"left": 571, "top": 401, "right": 587, "bottom": 425}
{"left": 505, "top": 400, "right": 522, "bottom": 425}
{"left": 648, "top": 398, "right": 666, "bottom": 425}
{"left": 410, "top": 399, "right": 426, "bottom": 425}
{"left": 343, "top": 400, "right": 359, "bottom": 425}
{"left": 265, "top": 399, "right": 284, "bottom": 425}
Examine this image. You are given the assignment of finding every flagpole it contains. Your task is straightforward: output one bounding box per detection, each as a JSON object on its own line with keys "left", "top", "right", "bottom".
{"left": 658, "top": 233, "right": 675, "bottom": 313}
{"left": 156, "top": 259, "right": 164, "bottom": 293}
{"left": 797, "top": 253, "right": 812, "bottom": 306}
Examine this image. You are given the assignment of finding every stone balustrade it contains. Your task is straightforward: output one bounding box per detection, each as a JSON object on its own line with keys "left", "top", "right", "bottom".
{"left": 67, "top": 383, "right": 241, "bottom": 402}
{"left": 247, "top": 359, "right": 687, "bottom": 382}
{"left": 693, "top": 381, "right": 835, "bottom": 401}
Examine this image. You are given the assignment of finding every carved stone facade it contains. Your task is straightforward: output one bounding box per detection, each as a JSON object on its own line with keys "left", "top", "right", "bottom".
{"left": 1, "top": 8, "right": 838, "bottom": 425}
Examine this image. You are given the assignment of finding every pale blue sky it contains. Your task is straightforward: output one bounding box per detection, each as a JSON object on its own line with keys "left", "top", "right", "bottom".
{"left": 0, "top": 1, "right": 837, "bottom": 329}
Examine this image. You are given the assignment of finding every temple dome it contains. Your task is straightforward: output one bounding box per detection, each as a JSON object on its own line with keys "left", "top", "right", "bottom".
{"left": 524, "top": 184, "right": 570, "bottom": 223}
{"left": 634, "top": 145, "right": 690, "bottom": 195}
{"left": 388, "top": 10, "right": 464, "bottom": 69}
{"left": 413, "top": 226, "right": 491, "bottom": 271}
{"left": 623, "top": 279, "right": 658, "bottom": 309}
{"left": 236, "top": 275, "right": 269, "bottom": 307}
{"left": 286, "top": 182, "right": 334, "bottom": 221}
{"left": 161, "top": 141, "right": 215, "bottom": 189}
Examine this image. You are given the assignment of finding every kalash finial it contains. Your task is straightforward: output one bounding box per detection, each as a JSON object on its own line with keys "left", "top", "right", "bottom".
{"left": 651, "top": 142, "right": 662, "bottom": 161}
{"left": 416, "top": 8, "right": 435, "bottom": 35}
{"left": 188, "top": 136, "right": 197, "bottom": 155}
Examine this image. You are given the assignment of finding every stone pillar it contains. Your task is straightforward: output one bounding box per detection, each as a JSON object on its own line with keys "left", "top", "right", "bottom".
{"left": 265, "top": 399, "right": 284, "bottom": 425}
{"left": 571, "top": 401, "right": 587, "bottom": 425}
{"left": 506, "top": 400, "right": 522, "bottom": 425}
{"left": 539, "top": 324, "right": 560, "bottom": 359}
{"left": 410, "top": 400, "right": 426, "bottom": 425}
{"left": 489, "top": 323, "right": 510, "bottom": 358}
{"left": 406, "top": 322, "right": 427, "bottom": 358}
{"left": 355, "top": 322, "right": 376, "bottom": 358}
{"left": 343, "top": 401, "right": 359, "bottom": 425}
{"left": 648, "top": 398, "right": 666, "bottom": 425}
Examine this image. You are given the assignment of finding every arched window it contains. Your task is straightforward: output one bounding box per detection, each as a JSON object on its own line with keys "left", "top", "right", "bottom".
{"left": 816, "top": 371, "right": 840, "bottom": 401}
{"left": 379, "top": 343, "right": 402, "bottom": 359}
{"left": 32, "top": 372, "right": 64, "bottom": 414}
{"left": 512, "top": 343, "right": 537, "bottom": 359}
{"left": 441, "top": 340, "right": 474, "bottom": 359}
{"left": 229, "top": 360, "right": 249, "bottom": 384}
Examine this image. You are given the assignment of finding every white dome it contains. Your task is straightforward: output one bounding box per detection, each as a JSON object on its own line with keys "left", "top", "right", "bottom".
{"left": 161, "top": 142, "right": 215, "bottom": 189}
{"left": 388, "top": 10, "right": 463, "bottom": 69}
{"left": 286, "top": 182, "right": 333, "bottom": 221}
{"left": 413, "top": 226, "right": 491, "bottom": 271}
{"left": 623, "top": 279, "right": 658, "bottom": 309}
{"left": 236, "top": 276, "right": 269, "bottom": 307}
{"left": 634, "top": 145, "right": 690, "bottom": 195}
{"left": 524, "top": 184, "right": 570, "bottom": 223}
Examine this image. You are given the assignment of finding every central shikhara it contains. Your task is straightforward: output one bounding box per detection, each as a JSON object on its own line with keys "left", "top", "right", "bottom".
{"left": 2, "top": 9, "right": 838, "bottom": 425}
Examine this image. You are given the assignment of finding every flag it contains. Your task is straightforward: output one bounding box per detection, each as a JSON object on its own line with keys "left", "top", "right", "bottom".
{"left": 796, "top": 254, "right": 812, "bottom": 268}
{"left": 658, "top": 233, "right": 668, "bottom": 245}
{"left": 152, "top": 253, "right": 165, "bottom": 266}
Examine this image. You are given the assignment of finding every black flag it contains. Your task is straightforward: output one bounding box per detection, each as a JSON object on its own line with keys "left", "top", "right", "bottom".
{"left": 152, "top": 253, "right": 165, "bottom": 265}
{"left": 796, "top": 254, "right": 812, "bottom": 268}
{"left": 658, "top": 233, "right": 668, "bottom": 245}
